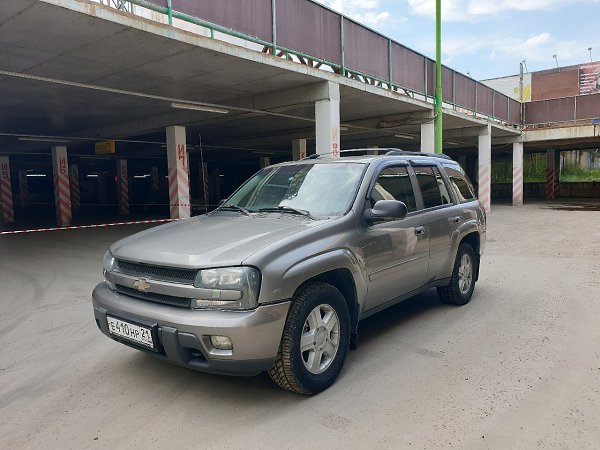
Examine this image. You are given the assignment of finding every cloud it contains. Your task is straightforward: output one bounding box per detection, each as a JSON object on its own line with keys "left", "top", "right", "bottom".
{"left": 408, "top": 0, "right": 596, "bottom": 21}
{"left": 315, "top": 0, "right": 399, "bottom": 27}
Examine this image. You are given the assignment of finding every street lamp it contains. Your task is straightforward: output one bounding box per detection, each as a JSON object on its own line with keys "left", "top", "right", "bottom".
{"left": 434, "top": 0, "right": 442, "bottom": 154}
{"left": 553, "top": 54, "right": 559, "bottom": 68}
{"left": 588, "top": 47, "right": 593, "bottom": 63}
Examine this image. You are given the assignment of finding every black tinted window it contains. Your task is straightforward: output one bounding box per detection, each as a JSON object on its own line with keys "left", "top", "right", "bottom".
{"left": 443, "top": 166, "right": 476, "bottom": 202}
{"left": 414, "top": 165, "right": 452, "bottom": 208}
{"left": 370, "top": 166, "right": 417, "bottom": 213}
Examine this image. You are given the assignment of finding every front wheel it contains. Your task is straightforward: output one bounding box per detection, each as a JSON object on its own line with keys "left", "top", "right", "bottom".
{"left": 269, "top": 282, "right": 350, "bottom": 395}
{"left": 437, "top": 243, "right": 477, "bottom": 306}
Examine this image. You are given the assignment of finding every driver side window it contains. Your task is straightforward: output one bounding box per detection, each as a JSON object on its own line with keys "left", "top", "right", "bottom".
{"left": 369, "top": 166, "right": 417, "bottom": 213}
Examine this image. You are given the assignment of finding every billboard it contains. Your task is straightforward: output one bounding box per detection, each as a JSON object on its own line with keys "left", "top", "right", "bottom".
{"left": 481, "top": 73, "right": 531, "bottom": 102}
{"left": 579, "top": 63, "right": 600, "bottom": 95}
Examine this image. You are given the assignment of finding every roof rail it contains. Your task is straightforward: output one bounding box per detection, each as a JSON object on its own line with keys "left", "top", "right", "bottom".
{"left": 385, "top": 149, "right": 452, "bottom": 160}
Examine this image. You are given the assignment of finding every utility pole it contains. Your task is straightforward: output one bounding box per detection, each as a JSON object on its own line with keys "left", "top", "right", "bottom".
{"left": 434, "top": 0, "right": 443, "bottom": 154}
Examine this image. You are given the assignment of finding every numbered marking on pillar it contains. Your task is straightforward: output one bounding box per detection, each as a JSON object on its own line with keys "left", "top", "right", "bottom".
{"left": 332, "top": 127, "right": 340, "bottom": 158}
{"left": 0, "top": 158, "right": 14, "bottom": 223}
{"left": 51, "top": 147, "right": 72, "bottom": 227}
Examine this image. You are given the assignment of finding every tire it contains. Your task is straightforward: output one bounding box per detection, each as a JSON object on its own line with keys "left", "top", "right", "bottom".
{"left": 269, "top": 282, "right": 350, "bottom": 395}
{"left": 437, "top": 243, "right": 477, "bottom": 306}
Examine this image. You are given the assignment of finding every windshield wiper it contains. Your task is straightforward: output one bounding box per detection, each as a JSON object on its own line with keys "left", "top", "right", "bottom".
{"left": 219, "top": 204, "right": 252, "bottom": 216}
{"left": 257, "top": 206, "right": 316, "bottom": 220}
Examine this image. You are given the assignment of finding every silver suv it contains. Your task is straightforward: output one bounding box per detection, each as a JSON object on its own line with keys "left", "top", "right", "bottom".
{"left": 92, "top": 150, "right": 486, "bottom": 394}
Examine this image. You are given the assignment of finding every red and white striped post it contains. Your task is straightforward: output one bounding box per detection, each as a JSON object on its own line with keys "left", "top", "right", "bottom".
{"left": 166, "top": 126, "right": 190, "bottom": 219}
{"left": 19, "top": 171, "right": 29, "bottom": 210}
{"left": 292, "top": 139, "right": 307, "bottom": 161}
{"left": 545, "top": 149, "right": 560, "bottom": 200}
{"left": 0, "top": 157, "right": 14, "bottom": 223}
{"left": 69, "top": 165, "right": 81, "bottom": 213}
{"left": 150, "top": 166, "right": 160, "bottom": 192}
{"left": 51, "top": 146, "right": 72, "bottom": 226}
{"left": 512, "top": 142, "right": 524, "bottom": 206}
{"left": 478, "top": 125, "right": 492, "bottom": 213}
{"left": 117, "top": 159, "right": 130, "bottom": 215}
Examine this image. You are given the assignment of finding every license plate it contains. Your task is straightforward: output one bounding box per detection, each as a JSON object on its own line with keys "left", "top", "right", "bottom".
{"left": 107, "top": 316, "right": 155, "bottom": 349}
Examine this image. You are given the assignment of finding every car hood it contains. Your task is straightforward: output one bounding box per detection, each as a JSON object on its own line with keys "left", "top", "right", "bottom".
{"left": 110, "top": 212, "right": 325, "bottom": 269}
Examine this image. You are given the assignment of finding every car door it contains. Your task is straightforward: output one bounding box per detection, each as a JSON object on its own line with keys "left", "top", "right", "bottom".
{"left": 410, "top": 162, "right": 463, "bottom": 283}
{"left": 361, "top": 165, "right": 430, "bottom": 311}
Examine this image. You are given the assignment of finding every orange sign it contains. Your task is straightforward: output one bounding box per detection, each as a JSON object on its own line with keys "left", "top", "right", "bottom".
{"left": 95, "top": 140, "right": 116, "bottom": 155}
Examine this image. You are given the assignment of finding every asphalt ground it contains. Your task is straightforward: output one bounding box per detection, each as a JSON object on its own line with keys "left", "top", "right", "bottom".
{"left": 1, "top": 201, "right": 599, "bottom": 449}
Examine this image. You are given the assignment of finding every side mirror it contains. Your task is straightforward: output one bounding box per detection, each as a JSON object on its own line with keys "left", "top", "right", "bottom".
{"left": 366, "top": 200, "right": 408, "bottom": 223}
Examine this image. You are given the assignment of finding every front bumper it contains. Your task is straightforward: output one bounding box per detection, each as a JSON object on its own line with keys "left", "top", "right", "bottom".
{"left": 92, "top": 282, "right": 290, "bottom": 376}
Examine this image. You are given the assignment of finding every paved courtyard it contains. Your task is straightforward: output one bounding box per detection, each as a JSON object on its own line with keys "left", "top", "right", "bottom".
{"left": 1, "top": 202, "right": 599, "bottom": 449}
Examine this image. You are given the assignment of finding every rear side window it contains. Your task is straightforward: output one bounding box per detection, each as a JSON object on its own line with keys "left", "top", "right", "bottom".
{"left": 414, "top": 165, "right": 452, "bottom": 209}
{"left": 443, "top": 166, "right": 476, "bottom": 202}
{"left": 369, "top": 166, "right": 417, "bottom": 213}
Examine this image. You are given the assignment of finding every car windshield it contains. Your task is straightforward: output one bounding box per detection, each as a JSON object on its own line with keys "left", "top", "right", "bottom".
{"left": 223, "top": 163, "right": 365, "bottom": 218}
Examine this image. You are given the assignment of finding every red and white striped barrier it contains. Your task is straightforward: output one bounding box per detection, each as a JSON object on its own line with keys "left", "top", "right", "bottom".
{"left": 478, "top": 165, "right": 491, "bottom": 213}
{"left": 0, "top": 218, "right": 174, "bottom": 235}
{"left": 0, "top": 157, "right": 14, "bottom": 223}
{"left": 545, "top": 169, "right": 556, "bottom": 199}
{"left": 151, "top": 166, "right": 160, "bottom": 191}
{"left": 19, "top": 171, "right": 29, "bottom": 210}
{"left": 512, "top": 165, "right": 523, "bottom": 206}
{"left": 168, "top": 165, "right": 190, "bottom": 219}
{"left": 98, "top": 173, "right": 107, "bottom": 205}
{"left": 51, "top": 146, "right": 72, "bottom": 226}
{"left": 117, "top": 160, "right": 130, "bottom": 215}
{"left": 69, "top": 165, "right": 81, "bottom": 213}
{"left": 201, "top": 162, "right": 209, "bottom": 210}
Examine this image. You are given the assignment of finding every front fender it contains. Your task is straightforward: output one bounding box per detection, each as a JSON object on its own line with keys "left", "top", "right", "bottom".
{"left": 259, "top": 248, "right": 367, "bottom": 310}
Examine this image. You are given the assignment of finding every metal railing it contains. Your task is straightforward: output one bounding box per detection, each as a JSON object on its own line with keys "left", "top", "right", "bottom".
{"left": 524, "top": 93, "right": 600, "bottom": 125}
{"left": 100, "top": 0, "right": 522, "bottom": 126}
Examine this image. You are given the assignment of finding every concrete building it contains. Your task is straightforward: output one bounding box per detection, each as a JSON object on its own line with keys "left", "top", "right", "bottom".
{"left": 0, "top": 0, "right": 598, "bottom": 231}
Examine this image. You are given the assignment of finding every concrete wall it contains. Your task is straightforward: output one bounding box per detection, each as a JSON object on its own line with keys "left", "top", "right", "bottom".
{"left": 492, "top": 182, "right": 600, "bottom": 199}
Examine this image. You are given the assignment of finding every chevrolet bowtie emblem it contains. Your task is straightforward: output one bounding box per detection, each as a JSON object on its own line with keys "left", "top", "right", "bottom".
{"left": 133, "top": 278, "right": 151, "bottom": 293}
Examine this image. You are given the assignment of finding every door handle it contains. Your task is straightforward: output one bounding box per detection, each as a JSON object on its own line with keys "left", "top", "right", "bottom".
{"left": 414, "top": 226, "right": 426, "bottom": 236}
{"left": 448, "top": 216, "right": 461, "bottom": 224}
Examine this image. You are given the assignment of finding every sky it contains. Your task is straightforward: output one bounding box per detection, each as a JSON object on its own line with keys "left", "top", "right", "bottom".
{"left": 315, "top": 0, "right": 600, "bottom": 80}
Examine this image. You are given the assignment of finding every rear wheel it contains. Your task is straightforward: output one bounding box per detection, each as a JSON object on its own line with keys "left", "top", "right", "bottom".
{"left": 437, "top": 243, "right": 476, "bottom": 306}
{"left": 269, "top": 282, "right": 350, "bottom": 395}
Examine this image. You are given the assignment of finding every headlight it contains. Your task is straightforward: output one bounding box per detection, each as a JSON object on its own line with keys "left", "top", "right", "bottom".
{"left": 103, "top": 251, "right": 116, "bottom": 290}
{"left": 192, "top": 267, "right": 261, "bottom": 310}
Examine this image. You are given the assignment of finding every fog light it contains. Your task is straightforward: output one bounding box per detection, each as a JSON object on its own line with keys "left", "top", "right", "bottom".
{"left": 210, "top": 335, "right": 233, "bottom": 350}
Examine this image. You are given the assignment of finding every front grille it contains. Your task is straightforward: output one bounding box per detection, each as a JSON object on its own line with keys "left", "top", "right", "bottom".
{"left": 115, "top": 260, "right": 197, "bottom": 284}
{"left": 115, "top": 285, "right": 192, "bottom": 309}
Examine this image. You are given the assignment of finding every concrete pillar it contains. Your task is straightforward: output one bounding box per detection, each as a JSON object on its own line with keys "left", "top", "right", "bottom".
{"left": 512, "top": 142, "right": 524, "bottom": 206}
{"left": 420, "top": 121, "right": 435, "bottom": 153}
{"left": 117, "top": 159, "right": 129, "bottom": 215}
{"left": 315, "top": 81, "right": 340, "bottom": 157}
{"left": 150, "top": 166, "right": 160, "bottom": 191}
{"left": 69, "top": 165, "right": 81, "bottom": 213}
{"left": 0, "top": 157, "right": 14, "bottom": 223}
{"left": 292, "top": 139, "right": 307, "bottom": 160}
{"left": 545, "top": 149, "right": 560, "bottom": 200}
{"left": 98, "top": 173, "right": 107, "bottom": 205}
{"left": 477, "top": 125, "right": 492, "bottom": 213}
{"left": 51, "top": 146, "right": 72, "bottom": 226}
{"left": 18, "top": 171, "right": 29, "bottom": 210}
{"left": 260, "top": 157, "right": 270, "bottom": 168}
{"left": 166, "top": 125, "right": 191, "bottom": 219}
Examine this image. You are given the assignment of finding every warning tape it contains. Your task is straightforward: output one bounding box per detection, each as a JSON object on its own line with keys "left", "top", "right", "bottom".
{"left": 0, "top": 218, "right": 175, "bottom": 235}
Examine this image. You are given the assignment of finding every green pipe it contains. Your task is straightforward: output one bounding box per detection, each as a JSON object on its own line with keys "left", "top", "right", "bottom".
{"left": 434, "top": 0, "right": 443, "bottom": 154}
{"left": 167, "top": 0, "right": 172, "bottom": 26}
